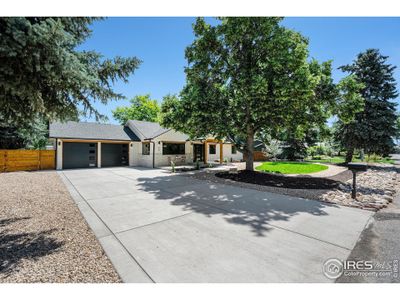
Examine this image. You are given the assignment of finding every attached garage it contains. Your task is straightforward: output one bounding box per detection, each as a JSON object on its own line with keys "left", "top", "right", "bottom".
{"left": 63, "top": 142, "right": 97, "bottom": 169}
{"left": 101, "top": 143, "right": 129, "bottom": 167}
{"left": 50, "top": 121, "right": 140, "bottom": 170}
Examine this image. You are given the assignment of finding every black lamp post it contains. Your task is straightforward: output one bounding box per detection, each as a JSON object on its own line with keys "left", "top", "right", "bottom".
{"left": 347, "top": 162, "right": 367, "bottom": 199}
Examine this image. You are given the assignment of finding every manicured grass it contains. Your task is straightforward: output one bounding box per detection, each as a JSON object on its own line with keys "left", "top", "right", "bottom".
{"left": 306, "top": 157, "right": 347, "bottom": 164}
{"left": 306, "top": 156, "right": 395, "bottom": 164}
{"left": 255, "top": 161, "right": 329, "bottom": 174}
{"left": 375, "top": 157, "right": 395, "bottom": 164}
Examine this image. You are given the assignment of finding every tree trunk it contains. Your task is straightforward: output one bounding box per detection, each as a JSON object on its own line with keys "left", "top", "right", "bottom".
{"left": 345, "top": 147, "right": 354, "bottom": 164}
{"left": 245, "top": 126, "right": 254, "bottom": 171}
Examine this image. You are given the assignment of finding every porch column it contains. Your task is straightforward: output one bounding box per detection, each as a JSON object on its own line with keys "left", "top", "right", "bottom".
{"left": 129, "top": 142, "right": 134, "bottom": 166}
{"left": 204, "top": 141, "right": 208, "bottom": 163}
{"left": 56, "top": 139, "right": 63, "bottom": 170}
{"left": 219, "top": 142, "right": 223, "bottom": 164}
{"left": 97, "top": 142, "right": 101, "bottom": 168}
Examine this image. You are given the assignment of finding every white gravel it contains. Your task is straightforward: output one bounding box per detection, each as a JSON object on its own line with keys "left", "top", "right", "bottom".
{"left": 320, "top": 165, "right": 398, "bottom": 211}
{"left": 188, "top": 163, "right": 398, "bottom": 212}
{"left": 0, "top": 171, "right": 121, "bottom": 283}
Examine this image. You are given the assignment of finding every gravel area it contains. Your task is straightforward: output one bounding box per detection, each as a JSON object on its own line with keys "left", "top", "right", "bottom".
{"left": 0, "top": 171, "right": 121, "bottom": 283}
{"left": 321, "top": 165, "right": 398, "bottom": 211}
{"left": 187, "top": 164, "right": 397, "bottom": 211}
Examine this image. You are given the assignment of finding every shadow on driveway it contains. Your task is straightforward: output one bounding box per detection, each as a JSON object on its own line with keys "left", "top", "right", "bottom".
{"left": 135, "top": 174, "right": 337, "bottom": 237}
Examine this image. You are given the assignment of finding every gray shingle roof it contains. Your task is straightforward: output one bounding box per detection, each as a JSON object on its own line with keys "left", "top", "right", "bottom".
{"left": 49, "top": 121, "right": 140, "bottom": 141}
{"left": 126, "top": 120, "right": 172, "bottom": 139}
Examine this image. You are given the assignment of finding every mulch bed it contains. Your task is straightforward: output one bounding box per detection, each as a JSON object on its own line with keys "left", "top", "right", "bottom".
{"left": 216, "top": 170, "right": 351, "bottom": 189}
{"left": 187, "top": 169, "right": 353, "bottom": 201}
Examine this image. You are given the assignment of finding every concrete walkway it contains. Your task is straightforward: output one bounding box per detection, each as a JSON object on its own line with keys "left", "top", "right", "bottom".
{"left": 59, "top": 167, "right": 373, "bottom": 283}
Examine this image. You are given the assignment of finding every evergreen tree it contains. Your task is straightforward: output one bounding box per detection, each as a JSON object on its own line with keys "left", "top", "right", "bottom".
{"left": 0, "top": 17, "right": 140, "bottom": 126}
{"left": 339, "top": 49, "right": 398, "bottom": 160}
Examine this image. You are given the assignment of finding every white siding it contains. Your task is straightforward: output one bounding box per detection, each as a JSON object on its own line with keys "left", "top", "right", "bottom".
{"left": 148, "top": 130, "right": 192, "bottom": 167}
{"left": 222, "top": 144, "right": 243, "bottom": 162}
{"left": 127, "top": 130, "right": 243, "bottom": 168}
{"left": 129, "top": 142, "right": 153, "bottom": 168}
{"left": 206, "top": 143, "right": 221, "bottom": 163}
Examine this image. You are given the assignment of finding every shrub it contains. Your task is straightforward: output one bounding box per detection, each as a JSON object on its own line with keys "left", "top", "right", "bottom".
{"left": 366, "top": 153, "right": 383, "bottom": 162}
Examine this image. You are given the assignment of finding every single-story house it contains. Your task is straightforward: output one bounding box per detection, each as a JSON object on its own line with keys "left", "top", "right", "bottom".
{"left": 49, "top": 120, "right": 243, "bottom": 170}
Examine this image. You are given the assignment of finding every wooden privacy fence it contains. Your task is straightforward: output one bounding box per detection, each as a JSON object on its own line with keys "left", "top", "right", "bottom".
{"left": 0, "top": 150, "right": 56, "bottom": 172}
{"left": 244, "top": 151, "right": 268, "bottom": 162}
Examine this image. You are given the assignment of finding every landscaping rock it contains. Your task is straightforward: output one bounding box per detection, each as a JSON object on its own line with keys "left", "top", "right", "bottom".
{"left": 320, "top": 165, "right": 398, "bottom": 211}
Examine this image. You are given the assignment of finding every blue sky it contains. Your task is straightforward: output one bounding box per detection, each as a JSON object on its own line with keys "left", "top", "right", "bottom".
{"left": 79, "top": 17, "right": 400, "bottom": 124}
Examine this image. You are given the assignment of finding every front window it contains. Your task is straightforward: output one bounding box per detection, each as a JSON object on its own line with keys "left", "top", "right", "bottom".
{"left": 232, "top": 145, "right": 237, "bottom": 154}
{"left": 142, "top": 143, "right": 150, "bottom": 155}
{"left": 163, "top": 143, "right": 185, "bottom": 155}
{"left": 209, "top": 144, "right": 216, "bottom": 155}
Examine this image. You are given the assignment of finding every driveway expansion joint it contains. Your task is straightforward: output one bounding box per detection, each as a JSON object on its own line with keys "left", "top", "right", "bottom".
{"left": 114, "top": 211, "right": 195, "bottom": 235}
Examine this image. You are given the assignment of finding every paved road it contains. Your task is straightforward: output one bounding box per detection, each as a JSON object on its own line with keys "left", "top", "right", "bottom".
{"left": 59, "top": 167, "right": 372, "bottom": 283}
{"left": 337, "top": 155, "right": 400, "bottom": 283}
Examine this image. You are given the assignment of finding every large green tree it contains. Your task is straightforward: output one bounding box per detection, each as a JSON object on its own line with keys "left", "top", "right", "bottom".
{"left": 161, "top": 17, "right": 329, "bottom": 170}
{"left": 112, "top": 94, "right": 160, "bottom": 124}
{"left": 338, "top": 49, "right": 398, "bottom": 160}
{"left": 0, "top": 17, "right": 141, "bottom": 126}
{"left": 276, "top": 60, "right": 338, "bottom": 159}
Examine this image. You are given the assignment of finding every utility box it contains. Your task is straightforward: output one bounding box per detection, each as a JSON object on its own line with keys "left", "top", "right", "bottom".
{"left": 348, "top": 162, "right": 367, "bottom": 172}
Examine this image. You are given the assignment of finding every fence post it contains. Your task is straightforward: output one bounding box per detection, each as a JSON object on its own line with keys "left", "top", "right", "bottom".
{"left": 0, "top": 151, "right": 5, "bottom": 172}
{"left": 4, "top": 150, "right": 8, "bottom": 172}
{"left": 39, "top": 150, "right": 42, "bottom": 170}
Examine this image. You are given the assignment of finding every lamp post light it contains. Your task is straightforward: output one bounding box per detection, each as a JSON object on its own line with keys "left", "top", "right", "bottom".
{"left": 347, "top": 162, "right": 367, "bottom": 199}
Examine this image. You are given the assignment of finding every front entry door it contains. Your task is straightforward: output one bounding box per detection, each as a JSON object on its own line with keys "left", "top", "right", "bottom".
{"left": 193, "top": 144, "right": 204, "bottom": 162}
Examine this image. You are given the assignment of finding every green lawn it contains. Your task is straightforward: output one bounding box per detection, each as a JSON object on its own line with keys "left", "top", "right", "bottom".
{"left": 255, "top": 161, "right": 329, "bottom": 174}
{"left": 305, "top": 156, "right": 395, "bottom": 164}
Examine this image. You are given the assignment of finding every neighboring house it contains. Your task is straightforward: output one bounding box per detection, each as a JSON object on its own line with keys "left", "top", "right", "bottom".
{"left": 49, "top": 120, "right": 243, "bottom": 170}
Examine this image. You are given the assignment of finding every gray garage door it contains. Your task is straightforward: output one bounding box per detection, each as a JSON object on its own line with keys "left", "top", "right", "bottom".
{"left": 101, "top": 143, "right": 129, "bottom": 167}
{"left": 63, "top": 142, "right": 97, "bottom": 169}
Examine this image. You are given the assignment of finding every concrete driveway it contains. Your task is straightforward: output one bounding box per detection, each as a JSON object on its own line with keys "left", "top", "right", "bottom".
{"left": 59, "top": 167, "right": 373, "bottom": 283}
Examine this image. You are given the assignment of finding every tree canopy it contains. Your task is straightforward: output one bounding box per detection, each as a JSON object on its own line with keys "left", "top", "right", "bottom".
{"left": 161, "top": 17, "right": 332, "bottom": 170}
{"left": 0, "top": 17, "right": 141, "bottom": 126}
{"left": 112, "top": 94, "right": 161, "bottom": 124}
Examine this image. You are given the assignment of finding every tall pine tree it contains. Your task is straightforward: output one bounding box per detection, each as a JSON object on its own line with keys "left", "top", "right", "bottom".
{"left": 338, "top": 49, "right": 398, "bottom": 161}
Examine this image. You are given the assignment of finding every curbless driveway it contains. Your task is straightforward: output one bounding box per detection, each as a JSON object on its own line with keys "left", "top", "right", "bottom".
{"left": 59, "top": 167, "right": 373, "bottom": 283}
